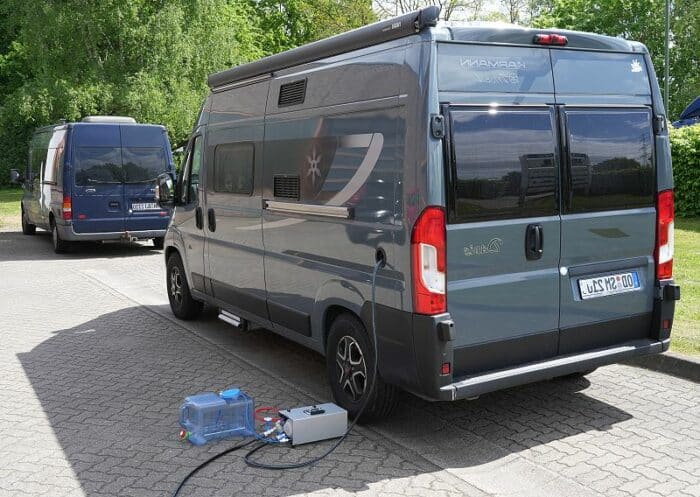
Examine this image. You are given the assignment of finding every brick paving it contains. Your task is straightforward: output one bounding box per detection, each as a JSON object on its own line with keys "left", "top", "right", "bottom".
{"left": 0, "top": 229, "right": 698, "bottom": 497}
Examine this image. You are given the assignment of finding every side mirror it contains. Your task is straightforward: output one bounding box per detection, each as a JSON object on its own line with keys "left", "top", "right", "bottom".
{"left": 9, "top": 169, "right": 23, "bottom": 184}
{"left": 155, "top": 171, "right": 176, "bottom": 206}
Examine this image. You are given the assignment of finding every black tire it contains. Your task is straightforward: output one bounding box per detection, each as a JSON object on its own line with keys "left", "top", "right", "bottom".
{"left": 51, "top": 219, "right": 70, "bottom": 253}
{"left": 153, "top": 237, "right": 164, "bottom": 249}
{"left": 166, "top": 252, "right": 203, "bottom": 320}
{"left": 21, "top": 206, "right": 36, "bottom": 235}
{"left": 325, "top": 313, "right": 398, "bottom": 422}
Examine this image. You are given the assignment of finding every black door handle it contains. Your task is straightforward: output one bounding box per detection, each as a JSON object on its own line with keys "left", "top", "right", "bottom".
{"left": 525, "top": 224, "right": 544, "bottom": 260}
{"left": 195, "top": 206, "right": 203, "bottom": 230}
{"left": 207, "top": 208, "right": 216, "bottom": 232}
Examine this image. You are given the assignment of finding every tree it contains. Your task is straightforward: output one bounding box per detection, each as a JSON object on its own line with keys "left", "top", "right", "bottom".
{"left": 374, "top": 0, "right": 486, "bottom": 21}
{"left": 0, "top": 0, "right": 374, "bottom": 185}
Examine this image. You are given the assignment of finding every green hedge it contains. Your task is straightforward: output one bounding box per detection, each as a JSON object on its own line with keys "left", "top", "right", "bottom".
{"left": 670, "top": 125, "right": 700, "bottom": 217}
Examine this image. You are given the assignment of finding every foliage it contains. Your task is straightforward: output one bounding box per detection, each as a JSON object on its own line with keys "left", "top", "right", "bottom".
{"left": 670, "top": 125, "right": 700, "bottom": 217}
{"left": 671, "top": 216, "right": 700, "bottom": 356}
{"left": 0, "top": 0, "right": 374, "bottom": 186}
{"left": 531, "top": 0, "right": 700, "bottom": 120}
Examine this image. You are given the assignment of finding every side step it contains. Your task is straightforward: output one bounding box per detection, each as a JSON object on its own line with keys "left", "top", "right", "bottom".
{"left": 218, "top": 309, "right": 242, "bottom": 328}
{"left": 441, "top": 338, "right": 669, "bottom": 401}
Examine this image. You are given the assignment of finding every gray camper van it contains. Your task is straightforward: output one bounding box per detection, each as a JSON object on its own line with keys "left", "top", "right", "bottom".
{"left": 157, "top": 7, "right": 680, "bottom": 419}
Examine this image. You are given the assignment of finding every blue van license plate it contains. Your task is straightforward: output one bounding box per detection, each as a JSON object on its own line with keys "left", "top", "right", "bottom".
{"left": 578, "top": 272, "right": 640, "bottom": 300}
{"left": 132, "top": 202, "right": 159, "bottom": 211}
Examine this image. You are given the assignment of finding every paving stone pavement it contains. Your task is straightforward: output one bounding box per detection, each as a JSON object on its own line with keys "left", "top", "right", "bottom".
{"left": 0, "top": 229, "right": 698, "bottom": 497}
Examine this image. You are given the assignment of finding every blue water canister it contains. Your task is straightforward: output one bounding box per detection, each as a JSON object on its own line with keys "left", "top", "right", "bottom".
{"left": 178, "top": 388, "right": 255, "bottom": 445}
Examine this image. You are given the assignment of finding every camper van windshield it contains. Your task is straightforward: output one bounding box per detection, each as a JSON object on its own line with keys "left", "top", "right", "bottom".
{"left": 75, "top": 147, "right": 122, "bottom": 185}
{"left": 123, "top": 147, "right": 167, "bottom": 183}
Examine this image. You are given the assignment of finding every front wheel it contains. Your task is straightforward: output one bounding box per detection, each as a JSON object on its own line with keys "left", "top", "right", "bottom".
{"left": 51, "top": 220, "right": 70, "bottom": 253}
{"left": 325, "top": 313, "right": 398, "bottom": 422}
{"left": 166, "top": 252, "right": 203, "bottom": 320}
{"left": 21, "top": 207, "right": 36, "bottom": 235}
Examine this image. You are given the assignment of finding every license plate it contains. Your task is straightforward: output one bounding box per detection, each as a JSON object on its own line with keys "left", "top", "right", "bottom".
{"left": 131, "top": 202, "right": 159, "bottom": 211}
{"left": 578, "top": 272, "right": 640, "bottom": 300}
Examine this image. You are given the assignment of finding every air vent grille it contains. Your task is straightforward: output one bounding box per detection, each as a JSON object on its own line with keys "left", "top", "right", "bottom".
{"left": 274, "top": 175, "right": 300, "bottom": 199}
{"left": 278, "top": 79, "right": 307, "bottom": 107}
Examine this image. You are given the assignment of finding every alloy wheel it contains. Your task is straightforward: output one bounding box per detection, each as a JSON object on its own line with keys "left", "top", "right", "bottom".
{"left": 335, "top": 335, "right": 367, "bottom": 401}
{"left": 170, "top": 266, "right": 183, "bottom": 306}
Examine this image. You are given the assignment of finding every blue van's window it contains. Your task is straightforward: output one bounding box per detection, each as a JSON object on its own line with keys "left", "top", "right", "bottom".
{"left": 438, "top": 44, "right": 554, "bottom": 93}
{"left": 451, "top": 109, "right": 557, "bottom": 222}
{"left": 565, "top": 109, "right": 654, "bottom": 212}
{"left": 75, "top": 147, "right": 122, "bottom": 185}
{"left": 213, "top": 143, "right": 254, "bottom": 194}
{"left": 552, "top": 51, "right": 650, "bottom": 95}
{"left": 123, "top": 147, "right": 166, "bottom": 183}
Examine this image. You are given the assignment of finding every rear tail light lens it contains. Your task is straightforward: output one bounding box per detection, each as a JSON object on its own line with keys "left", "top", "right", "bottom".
{"left": 411, "top": 206, "right": 446, "bottom": 315}
{"left": 533, "top": 33, "right": 568, "bottom": 46}
{"left": 655, "top": 190, "right": 674, "bottom": 280}
{"left": 61, "top": 196, "right": 72, "bottom": 220}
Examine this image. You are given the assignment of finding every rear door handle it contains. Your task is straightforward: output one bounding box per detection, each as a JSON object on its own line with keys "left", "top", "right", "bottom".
{"left": 207, "top": 208, "right": 216, "bottom": 232}
{"left": 525, "top": 224, "right": 544, "bottom": 260}
{"left": 195, "top": 206, "right": 204, "bottom": 230}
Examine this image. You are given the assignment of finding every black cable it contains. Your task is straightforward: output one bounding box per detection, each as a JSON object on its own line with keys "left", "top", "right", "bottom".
{"left": 170, "top": 438, "right": 256, "bottom": 497}
{"left": 243, "top": 257, "right": 385, "bottom": 470}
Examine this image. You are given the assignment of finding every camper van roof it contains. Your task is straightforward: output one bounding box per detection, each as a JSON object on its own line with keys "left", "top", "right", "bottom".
{"left": 207, "top": 7, "right": 646, "bottom": 91}
{"left": 81, "top": 116, "right": 137, "bottom": 123}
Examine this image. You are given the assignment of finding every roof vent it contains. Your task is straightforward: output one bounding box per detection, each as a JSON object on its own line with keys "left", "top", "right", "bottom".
{"left": 274, "top": 175, "right": 300, "bottom": 199}
{"left": 81, "top": 116, "right": 137, "bottom": 123}
{"left": 278, "top": 79, "right": 307, "bottom": 107}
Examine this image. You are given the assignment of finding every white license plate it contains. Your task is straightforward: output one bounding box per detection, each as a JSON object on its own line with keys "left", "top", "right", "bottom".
{"left": 578, "top": 272, "right": 640, "bottom": 300}
{"left": 131, "top": 202, "right": 159, "bottom": 211}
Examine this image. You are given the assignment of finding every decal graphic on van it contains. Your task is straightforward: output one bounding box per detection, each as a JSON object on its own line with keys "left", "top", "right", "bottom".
{"left": 630, "top": 59, "right": 643, "bottom": 73}
{"left": 463, "top": 237, "right": 503, "bottom": 257}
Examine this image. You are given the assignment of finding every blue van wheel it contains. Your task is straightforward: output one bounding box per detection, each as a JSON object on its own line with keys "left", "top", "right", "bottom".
{"left": 50, "top": 219, "right": 70, "bottom": 254}
{"left": 153, "top": 237, "right": 164, "bottom": 250}
{"left": 21, "top": 206, "right": 36, "bottom": 235}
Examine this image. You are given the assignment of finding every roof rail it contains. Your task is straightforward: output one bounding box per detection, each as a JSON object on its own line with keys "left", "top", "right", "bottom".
{"left": 207, "top": 6, "right": 440, "bottom": 90}
{"left": 81, "top": 116, "right": 137, "bottom": 123}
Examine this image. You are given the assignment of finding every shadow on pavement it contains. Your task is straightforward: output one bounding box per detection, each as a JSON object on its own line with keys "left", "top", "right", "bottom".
{"left": 19, "top": 304, "right": 633, "bottom": 497}
{"left": 0, "top": 230, "right": 161, "bottom": 262}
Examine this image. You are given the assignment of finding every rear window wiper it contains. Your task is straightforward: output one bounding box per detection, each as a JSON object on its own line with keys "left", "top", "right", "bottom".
{"left": 85, "top": 179, "right": 122, "bottom": 184}
{"left": 124, "top": 177, "right": 158, "bottom": 184}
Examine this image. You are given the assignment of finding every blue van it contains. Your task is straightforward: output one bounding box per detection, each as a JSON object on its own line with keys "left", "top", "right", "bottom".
{"left": 10, "top": 116, "right": 174, "bottom": 252}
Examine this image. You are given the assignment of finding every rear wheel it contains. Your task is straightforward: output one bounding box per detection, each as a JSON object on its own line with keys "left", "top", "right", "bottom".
{"left": 153, "top": 237, "right": 164, "bottom": 250}
{"left": 325, "top": 313, "right": 398, "bottom": 422}
{"left": 21, "top": 206, "right": 36, "bottom": 235}
{"left": 166, "top": 252, "right": 203, "bottom": 320}
{"left": 51, "top": 219, "right": 70, "bottom": 253}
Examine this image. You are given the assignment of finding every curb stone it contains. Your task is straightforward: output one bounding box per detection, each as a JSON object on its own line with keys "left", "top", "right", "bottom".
{"left": 622, "top": 351, "right": 700, "bottom": 383}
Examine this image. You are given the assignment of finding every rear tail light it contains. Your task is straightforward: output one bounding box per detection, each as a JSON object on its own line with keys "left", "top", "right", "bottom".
{"left": 533, "top": 33, "right": 568, "bottom": 46}
{"left": 411, "top": 206, "right": 446, "bottom": 315}
{"left": 655, "top": 190, "right": 674, "bottom": 280}
{"left": 61, "top": 196, "right": 72, "bottom": 220}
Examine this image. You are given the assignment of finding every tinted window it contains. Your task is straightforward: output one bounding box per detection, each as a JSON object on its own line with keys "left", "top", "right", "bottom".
{"left": 552, "top": 51, "right": 650, "bottom": 95}
{"left": 180, "top": 136, "right": 202, "bottom": 204}
{"left": 438, "top": 44, "right": 554, "bottom": 94}
{"left": 565, "top": 109, "right": 654, "bottom": 212}
{"left": 123, "top": 147, "right": 167, "bottom": 183}
{"left": 75, "top": 147, "right": 122, "bottom": 186}
{"left": 451, "top": 109, "right": 557, "bottom": 222}
{"left": 213, "top": 143, "right": 254, "bottom": 194}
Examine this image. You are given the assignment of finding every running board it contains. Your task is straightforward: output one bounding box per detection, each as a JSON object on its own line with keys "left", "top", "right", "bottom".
{"left": 218, "top": 310, "right": 241, "bottom": 328}
{"left": 440, "top": 338, "right": 669, "bottom": 401}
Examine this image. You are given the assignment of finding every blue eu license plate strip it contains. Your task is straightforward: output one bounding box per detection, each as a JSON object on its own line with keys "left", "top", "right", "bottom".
{"left": 578, "top": 271, "right": 641, "bottom": 300}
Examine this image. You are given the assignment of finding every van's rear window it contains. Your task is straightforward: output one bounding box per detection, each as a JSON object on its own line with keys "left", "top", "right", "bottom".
{"left": 437, "top": 44, "right": 554, "bottom": 94}
{"left": 123, "top": 147, "right": 166, "bottom": 183}
{"left": 552, "top": 51, "right": 651, "bottom": 95}
{"left": 74, "top": 147, "right": 122, "bottom": 185}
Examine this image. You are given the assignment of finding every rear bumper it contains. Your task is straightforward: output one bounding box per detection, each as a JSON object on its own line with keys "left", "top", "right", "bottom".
{"left": 440, "top": 338, "right": 669, "bottom": 401}
{"left": 366, "top": 280, "right": 679, "bottom": 402}
{"left": 57, "top": 222, "right": 166, "bottom": 241}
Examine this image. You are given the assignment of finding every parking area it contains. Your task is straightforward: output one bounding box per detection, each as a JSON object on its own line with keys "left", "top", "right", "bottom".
{"left": 1, "top": 229, "right": 698, "bottom": 497}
